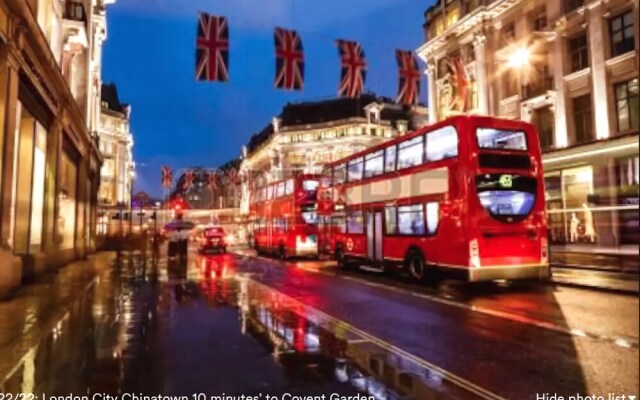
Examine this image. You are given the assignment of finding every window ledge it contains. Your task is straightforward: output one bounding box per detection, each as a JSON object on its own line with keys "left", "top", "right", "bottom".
{"left": 605, "top": 51, "right": 637, "bottom": 67}
{"left": 564, "top": 67, "right": 591, "bottom": 82}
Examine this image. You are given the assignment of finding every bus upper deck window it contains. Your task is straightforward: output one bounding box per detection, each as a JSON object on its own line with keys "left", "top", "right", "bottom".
{"left": 426, "top": 126, "right": 458, "bottom": 161}
{"left": 477, "top": 128, "right": 528, "bottom": 151}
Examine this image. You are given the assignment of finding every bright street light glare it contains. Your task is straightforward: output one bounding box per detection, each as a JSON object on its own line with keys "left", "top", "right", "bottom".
{"left": 508, "top": 47, "right": 530, "bottom": 68}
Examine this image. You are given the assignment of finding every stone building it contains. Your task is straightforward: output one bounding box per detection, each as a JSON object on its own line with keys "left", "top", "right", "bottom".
{"left": 417, "top": 0, "right": 639, "bottom": 248}
{"left": 97, "top": 83, "right": 134, "bottom": 208}
{"left": 239, "top": 93, "right": 428, "bottom": 215}
{"left": 0, "top": 0, "right": 112, "bottom": 297}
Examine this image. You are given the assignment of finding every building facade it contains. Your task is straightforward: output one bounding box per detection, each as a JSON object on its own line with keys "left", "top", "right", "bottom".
{"left": 239, "top": 94, "right": 428, "bottom": 215}
{"left": 417, "top": 0, "right": 639, "bottom": 249}
{"left": 97, "top": 83, "right": 134, "bottom": 208}
{"left": 0, "top": 0, "right": 108, "bottom": 297}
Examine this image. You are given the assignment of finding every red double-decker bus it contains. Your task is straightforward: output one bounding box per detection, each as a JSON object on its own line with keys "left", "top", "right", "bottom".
{"left": 318, "top": 115, "right": 549, "bottom": 282}
{"left": 249, "top": 174, "right": 320, "bottom": 259}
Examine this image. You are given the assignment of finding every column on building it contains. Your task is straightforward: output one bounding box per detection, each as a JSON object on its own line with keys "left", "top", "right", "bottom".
{"left": 426, "top": 61, "right": 437, "bottom": 123}
{"left": 473, "top": 33, "right": 489, "bottom": 115}
{"left": 0, "top": 24, "right": 23, "bottom": 296}
{"left": 588, "top": 2, "right": 611, "bottom": 140}
{"left": 551, "top": 32, "right": 569, "bottom": 148}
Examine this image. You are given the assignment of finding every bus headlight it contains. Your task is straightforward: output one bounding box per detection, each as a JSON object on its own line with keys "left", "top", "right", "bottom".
{"left": 469, "top": 239, "right": 481, "bottom": 268}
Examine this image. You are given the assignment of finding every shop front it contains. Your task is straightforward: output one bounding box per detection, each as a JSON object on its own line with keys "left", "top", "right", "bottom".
{"left": 543, "top": 134, "right": 639, "bottom": 250}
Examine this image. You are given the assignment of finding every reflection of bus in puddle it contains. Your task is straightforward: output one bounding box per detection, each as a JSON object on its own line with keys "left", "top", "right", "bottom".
{"left": 237, "top": 279, "right": 464, "bottom": 400}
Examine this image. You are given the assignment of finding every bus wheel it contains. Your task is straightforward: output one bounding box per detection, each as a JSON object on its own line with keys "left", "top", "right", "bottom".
{"left": 407, "top": 250, "right": 427, "bottom": 282}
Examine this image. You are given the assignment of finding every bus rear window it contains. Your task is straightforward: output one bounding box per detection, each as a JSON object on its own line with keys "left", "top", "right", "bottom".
{"left": 477, "top": 128, "right": 528, "bottom": 151}
{"left": 475, "top": 174, "right": 537, "bottom": 221}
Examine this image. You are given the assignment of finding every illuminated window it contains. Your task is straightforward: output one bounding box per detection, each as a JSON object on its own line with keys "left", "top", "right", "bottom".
{"left": 384, "top": 145, "right": 397, "bottom": 172}
{"left": 384, "top": 206, "right": 397, "bottom": 235}
{"left": 364, "top": 150, "right": 384, "bottom": 178}
{"left": 615, "top": 78, "right": 639, "bottom": 132}
{"left": 30, "top": 124, "right": 47, "bottom": 246}
{"left": 347, "top": 157, "right": 364, "bottom": 182}
{"left": 425, "top": 202, "right": 439, "bottom": 234}
{"left": 426, "top": 126, "right": 458, "bottom": 161}
{"left": 346, "top": 210, "right": 363, "bottom": 234}
{"left": 397, "top": 136, "right": 424, "bottom": 169}
{"left": 397, "top": 205, "right": 425, "bottom": 235}
{"left": 59, "top": 150, "right": 78, "bottom": 250}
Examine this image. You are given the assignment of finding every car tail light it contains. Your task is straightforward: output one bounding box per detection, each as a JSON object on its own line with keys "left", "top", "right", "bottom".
{"left": 469, "top": 239, "right": 481, "bottom": 268}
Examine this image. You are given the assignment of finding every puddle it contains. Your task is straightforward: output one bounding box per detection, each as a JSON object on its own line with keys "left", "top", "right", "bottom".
{"left": 1, "top": 254, "right": 488, "bottom": 400}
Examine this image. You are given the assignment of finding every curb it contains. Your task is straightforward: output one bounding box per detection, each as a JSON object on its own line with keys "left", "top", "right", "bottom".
{"left": 548, "top": 277, "right": 639, "bottom": 296}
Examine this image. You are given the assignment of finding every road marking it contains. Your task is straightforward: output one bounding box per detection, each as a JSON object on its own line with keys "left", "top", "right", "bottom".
{"left": 245, "top": 276, "right": 507, "bottom": 400}
{"left": 233, "top": 251, "right": 639, "bottom": 349}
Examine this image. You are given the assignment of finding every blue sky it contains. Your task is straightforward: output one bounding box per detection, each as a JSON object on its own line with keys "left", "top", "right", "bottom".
{"left": 102, "top": 0, "right": 433, "bottom": 197}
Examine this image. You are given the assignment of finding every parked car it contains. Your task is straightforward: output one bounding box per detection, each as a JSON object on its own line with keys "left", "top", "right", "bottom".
{"left": 199, "top": 226, "right": 227, "bottom": 254}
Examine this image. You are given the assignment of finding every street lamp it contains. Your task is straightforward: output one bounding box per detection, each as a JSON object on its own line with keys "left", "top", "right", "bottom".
{"left": 507, "top": 47, "right": 530, "bottom": 69}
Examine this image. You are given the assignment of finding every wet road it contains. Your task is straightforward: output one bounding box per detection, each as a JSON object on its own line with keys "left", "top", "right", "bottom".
{"left": 231, "top": 250, "right": 639, "bottom": 400}
{"left": 1, "top": 250, "right": 638, "bottom": 400}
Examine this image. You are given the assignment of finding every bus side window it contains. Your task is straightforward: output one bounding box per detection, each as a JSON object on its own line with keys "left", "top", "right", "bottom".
{"left": 426, "top": 126, "right": 458, "bottom": 162}
{"left": 285, "top": 179, "right": 294, "bottom": 195}
{"left": 384, "top": 206, "right": 397, "bottom": 235}
{"left": 384, "top": 145, "right": 397, "bottom": 172}
{"left": 397, "top": 205, "right": 425, "bottom": 235}
{"left": 397, "top": 136, "right": 424, "bottom": 170}
{"left": 426, "top": 202, "right": 440, "bottom": 234}
{"left": 346, "top": 210, "right": 363, "bottom": 234}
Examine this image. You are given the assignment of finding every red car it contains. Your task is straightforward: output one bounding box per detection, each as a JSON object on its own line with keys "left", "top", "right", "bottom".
{"left": 199, "top": 227, "right": 227, "bottom": 254}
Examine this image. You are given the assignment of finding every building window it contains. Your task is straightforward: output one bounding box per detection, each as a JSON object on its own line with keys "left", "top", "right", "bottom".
{"left": 503, "top": 23, "right": 515, "bottom": 43}
{"left": 572, "top": 94, "right": 593, "bottom": 144}
{"left": 615, "top": 78, "right": 639, "bottom": 132}
{"left": 610, "top": 11, "right": 635, "bottom": 58}
{"left": 569, "top": 33, "right": 589, "bottom": 72}
{"left": 564, "top": 0, "right": 583, "bottom": 13}
{"left": 58, "top": 150, "right": 78, "bottom": 250}
{"left": 533, "top": 8, "right": 547, "bottom": 31}
{"left": 384, "top": 145, "right": 397, "bottom": 172}
{"left": 532, "top": 107, "right": 555, "bottom": 151}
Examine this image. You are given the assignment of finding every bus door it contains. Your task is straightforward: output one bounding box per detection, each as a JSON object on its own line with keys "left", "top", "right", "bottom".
{"left": 365, "top": 210, "right": 383, "bottom": 261}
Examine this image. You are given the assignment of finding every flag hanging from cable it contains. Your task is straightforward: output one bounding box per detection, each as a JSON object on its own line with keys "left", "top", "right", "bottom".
{"left": 208, "top": 170, "right": 219, "bottom": 191}
{"left": 395, "top": 50, "right": 421, "bottom": 105}
{"left": 161, "top": 166, "right": 173, "bottom": 189}
{"left": 196, "top": 13, "right": 229, "bottom": 82}
{"left": 274, "top": 27, "right": 304, "bottom": 90}
{"left": 183, "top": 170, "right": 195, "bottom": 191}
{"left": 336, "top": 40, "right": 367, "bottom": 98}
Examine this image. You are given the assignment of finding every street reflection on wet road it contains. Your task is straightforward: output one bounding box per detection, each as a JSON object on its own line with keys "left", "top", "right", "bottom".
{"left": 2, "top": 253, "right": 481, "bottom": 400}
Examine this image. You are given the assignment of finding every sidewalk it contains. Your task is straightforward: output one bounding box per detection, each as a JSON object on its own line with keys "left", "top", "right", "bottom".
{"left": 0, "top": 252, "right": 116, "bottom": 384}
{"left": 551, "top": 267, "right": 639, "bottom": 295}
{"left": 550, "top": 245, "right": 639, "bottom": 274}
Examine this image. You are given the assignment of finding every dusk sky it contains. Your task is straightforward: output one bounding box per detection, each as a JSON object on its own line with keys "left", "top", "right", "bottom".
{"left": 103, "top": 0, "right": 433, "bottom": 197}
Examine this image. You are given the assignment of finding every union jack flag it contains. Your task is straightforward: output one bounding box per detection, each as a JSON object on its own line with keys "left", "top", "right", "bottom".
{"left": 208, "top": 170, "right": 219, "bottom": 191}
{"left": 336, "top": 40, "right": 367, "bottom": 98}
{"left": 227, "top": 167, "right": 238, "bottom": 183}
{"left": 274, "top": 28, "right": 304, "bottom": 90}
{"left": 161, "top": 166, "right": 172, "bottom": 189}
{"left": 196, "top": 13, "right": 229, "bottom": 82}
{"left": 183, "top": 170, "right": 195, "bottom": 191}
{"left": 395, "top": 50, "right": 421, "bottom": 105}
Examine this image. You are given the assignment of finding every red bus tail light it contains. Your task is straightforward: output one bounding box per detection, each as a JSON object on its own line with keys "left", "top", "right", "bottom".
{"left": 541, "top": 237, "right": 549, "bottom": 265}
{"left": 469, "top": 239, "right": 481, "bottom": 268}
